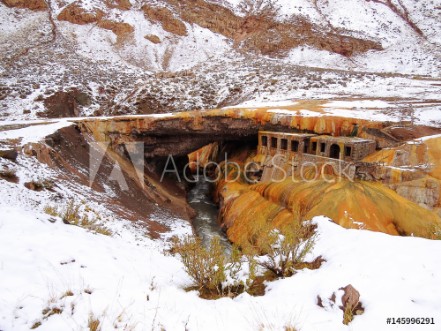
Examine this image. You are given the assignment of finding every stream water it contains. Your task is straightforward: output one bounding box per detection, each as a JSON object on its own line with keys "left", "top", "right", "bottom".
{"left": 187, "top": 175, "right": 231, "bottom": 251}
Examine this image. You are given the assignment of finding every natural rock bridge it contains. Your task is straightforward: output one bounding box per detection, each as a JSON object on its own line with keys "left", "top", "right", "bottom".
{"left": 76, "top": 108, "right": 410, "bottom": 161}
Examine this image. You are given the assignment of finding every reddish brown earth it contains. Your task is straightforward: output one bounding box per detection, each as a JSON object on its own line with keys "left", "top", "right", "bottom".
{"left": 104, "top": 0, "right": 131, "bottom": 11}
{"left": 1, "top": 0, "right": 47, "bottom": 10}
{"left": 141, "top": 5, "right": 188, "bottom": 37}
{"left": 57, "top": 2, "right": 104, "bottom": 25}
{"left": 36, "top": 126, "right": 192, "bottom": 238}
{"left": 52, "top": 0, "right": 381, "bottom": 57}
{"left": 166, "top": 0, "right": 381, "bottom": 56}
{"left": 57, "top": 2, "right": 134, "bottom": 42}
{"left": 41, "top": 89, "right": 91, "bottom": 118}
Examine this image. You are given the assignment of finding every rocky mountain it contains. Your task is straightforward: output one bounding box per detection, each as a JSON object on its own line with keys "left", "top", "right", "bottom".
{"left": 0, "top": 0, "right": 440, "bottom": 119}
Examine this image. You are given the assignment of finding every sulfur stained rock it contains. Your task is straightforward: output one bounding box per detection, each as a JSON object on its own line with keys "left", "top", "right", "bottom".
{"left": 219, "top": 178, "right": 441, "bottom": 247}
{"left": 364, "top": 135, "right": 441, "bottom": 210}
{"left": 390, "top": 177, "right": 440, "bottom": 210}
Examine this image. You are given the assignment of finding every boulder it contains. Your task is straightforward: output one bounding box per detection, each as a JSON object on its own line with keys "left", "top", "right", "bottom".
{"left": 0, "top": 149, "right": 18, "bottom": 161}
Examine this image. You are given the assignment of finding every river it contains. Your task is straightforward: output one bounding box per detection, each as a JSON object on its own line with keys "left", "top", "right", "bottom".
{"left": 187, "top": 175, "right": 231, "bottom": 251}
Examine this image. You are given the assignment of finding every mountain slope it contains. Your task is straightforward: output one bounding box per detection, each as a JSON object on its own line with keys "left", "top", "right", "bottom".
{"left": 0, "top": 0, "right": 440, "bottom": 119}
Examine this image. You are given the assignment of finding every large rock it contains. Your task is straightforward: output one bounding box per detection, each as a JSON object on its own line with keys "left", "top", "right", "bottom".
{"left": 1, "top": 0, "right": 47, "bottom": 10}
{"left": 42, "top": 89, "right": 91, "bottom": 118}
{"left": 0, "top": 149, "right": 18, "bottom": 161}
{"left": 58, "top": 2, "right": 104, "bottom": 25}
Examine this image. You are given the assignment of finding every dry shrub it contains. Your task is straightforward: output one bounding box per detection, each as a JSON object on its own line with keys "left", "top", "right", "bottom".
{"left": 429, "top": 224, "right": 441, "bottom": 240}
{"left": 44, "top": 200, "right": 112, "bottom": 236}
{"left": 172, "top": 236, "right": 225, "bottom": 294}
{"left": 173, "top": 222, "right": 317, "bottom": 298}
{"left": 254, "top": 222, "right": 316, "bottom": 278}
{"left": 0, "top": 168, "right": 16, "bottom": 177}
{"left": 24, "top": 179, "right": 54, "bottom": 191}
{"left": 0, "top": 167, "right": 18, "bottom": 182}
{"left": 88, "top": 314, "right": 101, "bottom": 331}
{"left": 172, "top": 236, "right": 253, "bottom": 298}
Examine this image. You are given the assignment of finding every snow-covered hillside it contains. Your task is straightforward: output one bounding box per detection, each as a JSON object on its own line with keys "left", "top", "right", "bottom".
{"left": 0, "top": 0, "right": 440, "bottom": 120}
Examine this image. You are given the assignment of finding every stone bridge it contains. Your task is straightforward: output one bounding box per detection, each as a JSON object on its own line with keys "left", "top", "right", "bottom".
{"left": 78, "top": 113, "right": 261, "bottom": 159}
{"left": 76, "top": 108, "right": 403, "bottom": 161}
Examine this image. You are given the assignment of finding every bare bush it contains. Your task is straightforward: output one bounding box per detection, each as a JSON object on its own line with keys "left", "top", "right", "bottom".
{"left": 171, "top": 236, "right": 254, "bottom": 298}
{"left": 172, "top": 236, "right": 226, "bottom": 294}
{"left": 44, "top": 200, "right": 112, "bottom": 236}
{"left": 255, "top": 223, "right": 316, "bottom": 278}
{"left": 0, "top": 167, "right": 17, "bottom": 179}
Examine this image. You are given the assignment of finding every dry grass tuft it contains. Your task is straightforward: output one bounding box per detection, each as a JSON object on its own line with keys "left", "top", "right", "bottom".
{"left": 0, "top": 167, "right": 18, "bottom": 182}
{"left": 43, "top": 200, "right": 112, "bottom": 236}
{"left": 251, "top": 222, "right": 317, "bottom": 278}
{"left": 88, "top": 314, "right": 101, "bottom": 331}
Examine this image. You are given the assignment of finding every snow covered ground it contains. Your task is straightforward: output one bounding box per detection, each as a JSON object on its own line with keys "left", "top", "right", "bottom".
{"left": 226, "top": 97, "right": 441, "bottom": 127}
{"left": 1, "top": 204, "right": 440, "bottom": 331}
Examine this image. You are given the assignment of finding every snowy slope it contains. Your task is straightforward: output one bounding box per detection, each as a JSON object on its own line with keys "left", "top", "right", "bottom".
{"left": 2, "top": 0, "right": 440, "bottom": 74}
{"left": 0, "top": 0, "right": 440, "bottom": 121}
{"left": 1, "top": 203, "right": 440, "bottom": 331}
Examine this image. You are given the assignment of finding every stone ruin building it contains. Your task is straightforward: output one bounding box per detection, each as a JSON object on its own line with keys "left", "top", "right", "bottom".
{"left": 256, "top": 131, "right": 378, "bottom": 181}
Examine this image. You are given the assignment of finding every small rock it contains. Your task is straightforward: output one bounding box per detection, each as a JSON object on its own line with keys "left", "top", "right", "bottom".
{"left": 340, "top": 284, "right": 360, "bottom": 311}
{"left": 0, "top": 149, "right": 18, "bottom": 161}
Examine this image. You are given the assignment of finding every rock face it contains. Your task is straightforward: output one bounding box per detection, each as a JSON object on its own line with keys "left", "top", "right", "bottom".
{"left": 77, "top": 107, "right": 397, "bottom": 159}
{"left": 163, "top": 0, "right": 382, "bottom": 56}
{"left": 104, "top": 0, "right": 131, "bottom": 11}
{"left": 57, "top": 2, "right": 134, "bottom": 43}
{"left": 364, "top": 135, "right": 441, "bottom": 214}
{"left": 57, "top": 2, "right": 104, "bottom": 25}
{"left": 1, "top": 0, "right": 47, "bottom": 10}
{"left": 42, "top": 89, "right": 91, "bottom": 118}
{"left": 38, "top": 126, "right": 194, "bottom": 235}
{"left": 98, "top": 20, "right": 134, "bottom": 44}
{"left": 54, "top": 0, "right": 381, "bottom": 57}
{"left": 80, "top": 114, "right": 258, "bottom": 158}
{"left": 145, "top": 34, "right": 161, "bottom": 44}
{"left": 2, "top": 0, "right": 439, "bottom": 121}
{"left": 141, "top": 5, "right": 188, "bottom": 37}
{"left": 138, "top": 0, "right": 382, "bottom": 56}
{"left": 75, "top": 109, "right": 441, "bottom": 243}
